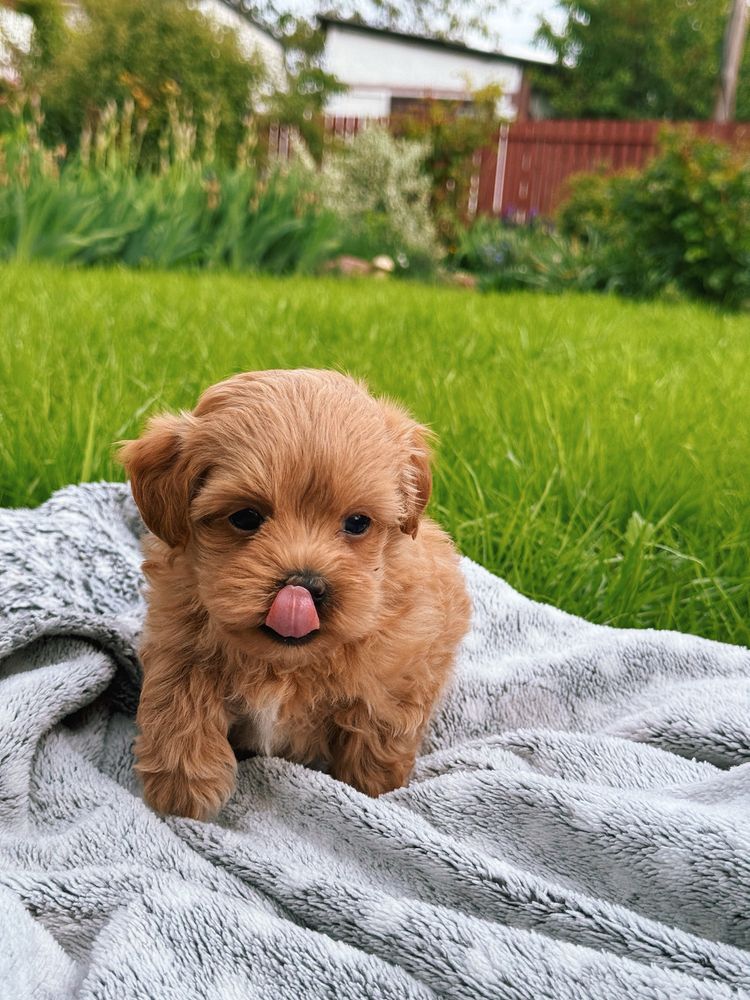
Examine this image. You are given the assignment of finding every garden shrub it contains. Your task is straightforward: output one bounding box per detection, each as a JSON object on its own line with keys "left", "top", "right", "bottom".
{"left": 457, "top": 132, "right": 750, "bottom": 308}
{"left": 393, "top": 85, "right": 503, "bottom": 244}
{"left": 557, "top": 168, "right": 633, "bottom": 244}
{"left": 558, "top": 131, "right": 750, "bottom": 308}
{"left": 320, "top": 125, "right": 440, "bottom": 275}
{"left": 21, "top": 0, "right": 265, "bottom": 164}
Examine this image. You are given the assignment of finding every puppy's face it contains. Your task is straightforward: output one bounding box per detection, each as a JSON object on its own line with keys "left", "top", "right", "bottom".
{"left": 119, "top": 370, "right": 432, "bottom": 665}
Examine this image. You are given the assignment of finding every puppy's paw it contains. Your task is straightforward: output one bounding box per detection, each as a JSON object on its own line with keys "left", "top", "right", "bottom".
{"left": 141, "top": 767, "right": 235, "bottom": 820}
{"left": 136, "top": 742, "right": 237, "bottom": 821}
{"left": 331, "top": 703, "right": 418, "bottom": 797}
{"left": 333, "top": 757, "right": 412, "bottom": 797}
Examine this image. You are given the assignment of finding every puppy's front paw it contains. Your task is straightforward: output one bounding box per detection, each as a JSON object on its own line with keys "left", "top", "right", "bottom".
{"left": 342, "top": 762, "right": 412, "bottom": 797}
{"left": 331, "top": 702, "right": 419, "bottom": 797}
{"left": 140, "top": 767, "right": 234, "bottom": 820}
{"left": 136, "top": 739, "right": 237, "bottom": 821}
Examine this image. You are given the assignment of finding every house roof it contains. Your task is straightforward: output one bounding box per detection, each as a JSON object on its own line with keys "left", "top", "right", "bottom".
{"left": 317, "top": 15, "right": 555, "bottom": 68}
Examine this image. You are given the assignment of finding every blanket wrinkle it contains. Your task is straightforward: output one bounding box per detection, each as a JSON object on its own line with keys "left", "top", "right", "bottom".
{"left": 1, "top": 483, "right": 749, "bottom": 999}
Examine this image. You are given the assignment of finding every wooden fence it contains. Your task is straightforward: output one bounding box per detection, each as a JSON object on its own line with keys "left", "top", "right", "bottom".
{"left": 475, "top": 119, "right": 750, "bottom": 221}
{"left": 268, "top": 117, "right": 750, "bottom": 222}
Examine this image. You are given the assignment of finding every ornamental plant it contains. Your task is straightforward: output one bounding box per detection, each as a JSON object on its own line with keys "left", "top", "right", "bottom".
{"left": 0, "top": 98, "right": 340, "bottom": 273}
{"left": 320, "top": 124, "right": 440, "bottom": 274}
{"left": 558, "top": 130, "right": 750, "bottom": 308}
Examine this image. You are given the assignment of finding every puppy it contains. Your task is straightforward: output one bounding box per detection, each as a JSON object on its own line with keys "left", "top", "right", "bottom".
{"left": 119, "top": 369, "right": 471, "bottom": 820}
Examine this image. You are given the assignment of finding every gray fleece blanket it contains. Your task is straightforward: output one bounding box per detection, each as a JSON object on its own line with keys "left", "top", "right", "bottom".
{"left": 1, "top": 483, "right": 749, "bottom": 1000}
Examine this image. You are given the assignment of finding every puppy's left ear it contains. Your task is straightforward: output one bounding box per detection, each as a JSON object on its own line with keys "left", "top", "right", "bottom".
{"left": 382, "top": 402, "right": 433, "bottom": 539}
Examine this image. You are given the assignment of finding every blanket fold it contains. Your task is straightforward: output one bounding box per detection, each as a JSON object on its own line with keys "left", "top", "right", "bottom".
{"left": 1, "top": 483, "right": 748, "bottom": 999}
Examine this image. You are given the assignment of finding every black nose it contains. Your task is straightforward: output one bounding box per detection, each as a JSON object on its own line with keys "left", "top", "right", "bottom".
{"left": 285, "top": 571, "right": 328, "bottom": 604}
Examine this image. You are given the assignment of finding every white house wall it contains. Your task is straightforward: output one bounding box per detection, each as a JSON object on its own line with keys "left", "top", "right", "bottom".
{"left": 326, "top": 89, "right": 392, "bottom": 118}
{"left": 324, "top": 26, "right": 523, "bottom": 118}
{"left": 192, "top": 0, "right": 284, "bottom": 83}
{"left": 0, "top": 9, "right": 32, "bottom": 81}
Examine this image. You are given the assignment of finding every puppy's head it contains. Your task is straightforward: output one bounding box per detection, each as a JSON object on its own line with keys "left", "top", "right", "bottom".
{"left": 118, "top": 369, "right": 432, "bottom": 663}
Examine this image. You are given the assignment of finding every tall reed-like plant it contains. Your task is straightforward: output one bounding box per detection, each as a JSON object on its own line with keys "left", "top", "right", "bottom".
{"left": 0, "top": 96, "right": 341, "bottom": 274}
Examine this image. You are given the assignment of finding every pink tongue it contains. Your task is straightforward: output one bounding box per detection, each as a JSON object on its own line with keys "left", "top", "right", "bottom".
{"left": 265, "top": 585, "right": 320, "bottom": 639}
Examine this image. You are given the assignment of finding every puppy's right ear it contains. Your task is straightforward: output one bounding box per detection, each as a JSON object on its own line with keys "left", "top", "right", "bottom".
{"left": 117, "top": 413, "right": 194, "bottom": 548}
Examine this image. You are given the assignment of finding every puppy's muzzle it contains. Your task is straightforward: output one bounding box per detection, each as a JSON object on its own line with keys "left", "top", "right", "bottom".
{"left": 263, "top": 573, "right": 328, "bottom": 643}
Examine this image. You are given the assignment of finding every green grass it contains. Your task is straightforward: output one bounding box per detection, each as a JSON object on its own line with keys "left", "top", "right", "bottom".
{"left": 2, "top": 263, "right": 749, "bottom": 645}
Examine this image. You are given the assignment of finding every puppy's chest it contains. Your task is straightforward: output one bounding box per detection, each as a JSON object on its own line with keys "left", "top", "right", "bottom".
{"left": 247, "top": 701, "right": 288, "bottom": 757}
{"left": 229, "top": 695, "right": 326, "bottom": 760}
{"left": 231, "top": 700, "right": 287, "bottom": 757}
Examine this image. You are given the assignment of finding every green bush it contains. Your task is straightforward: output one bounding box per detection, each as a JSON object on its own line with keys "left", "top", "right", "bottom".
{"left": 393, "top": 84, "right": 503, "bottom": 244}
{"left": 457, "top": 132, "right": 750, "bottom": 308}
{"left": 321, "top": 125, "right": 441, "bottom": 276}
{"left": 22, "top": 0, "right": 265, "bottom": 163}
{"left": 557, "top": 169, "right": 633, "bottom": 244}
{"left": 558, "top": 131, "right": 750, "bottom": 308}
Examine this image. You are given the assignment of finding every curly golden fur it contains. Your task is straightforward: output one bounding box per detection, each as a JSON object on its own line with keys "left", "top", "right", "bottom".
{"left": 119, "top": 369, "right": 471, "bottom": 820}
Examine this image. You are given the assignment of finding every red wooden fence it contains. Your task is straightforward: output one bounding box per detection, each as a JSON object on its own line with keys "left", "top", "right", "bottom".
{"left": 476, "top": 120, "right": 750, "bottom": 221}
{"left": 268, "top": 117, "right": 750, "bottom": 222}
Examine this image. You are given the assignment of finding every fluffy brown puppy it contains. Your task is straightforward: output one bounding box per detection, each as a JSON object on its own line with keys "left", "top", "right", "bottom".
{"left": 119, "top": 369, "right": 471, "bottom": 820}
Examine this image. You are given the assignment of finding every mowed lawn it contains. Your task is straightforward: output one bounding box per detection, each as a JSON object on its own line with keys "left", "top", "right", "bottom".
{"left": 2, "top": 263, "right": 749, "bottom": 645}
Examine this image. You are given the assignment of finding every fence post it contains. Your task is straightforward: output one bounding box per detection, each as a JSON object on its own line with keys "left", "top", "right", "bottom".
{"left": 467, "top": 150, "right": 482, "bottom": 219}
{"left": 492, "top": 124, "right": 510, "bottom": 216}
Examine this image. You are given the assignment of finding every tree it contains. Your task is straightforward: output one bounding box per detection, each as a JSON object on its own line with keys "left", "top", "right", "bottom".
{"left": 9, "top": 0, "right": 266, "bottom": 160}
{"left": 240, "top": 0, "right": 508, "bottom": 45}
{"left": 535, "top": 0, "right": 750, "bottom": 121}
{"left": 262, "top": 15, "right": 346, "bottom": 163}
{"left": 236, "top": 0, "right": 511, "bottom": 160}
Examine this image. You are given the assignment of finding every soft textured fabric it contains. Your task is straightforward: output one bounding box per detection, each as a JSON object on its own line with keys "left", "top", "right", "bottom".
{"left": 0, "top": 482, "right": 748, "bottom": 1000}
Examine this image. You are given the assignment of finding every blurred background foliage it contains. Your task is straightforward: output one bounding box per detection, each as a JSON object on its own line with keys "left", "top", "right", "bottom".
{"left": 1, "top": 0, "right": 749, "bottom": 308}
{"left": 534, "top": 0, "right": 750, "bottom": 121}
{"left": 456, "top": 132, "right": 750, "bottom": 309}
{"left": 15, "top": 0, "right": 265, "bottom": 162}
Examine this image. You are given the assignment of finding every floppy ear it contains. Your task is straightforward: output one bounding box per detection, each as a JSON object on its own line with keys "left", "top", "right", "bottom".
{"left": 381, "top": 402, "right": 433, "bottom": 539}
{"left": 117, "top": 413, "right": 195, "bottom": 548}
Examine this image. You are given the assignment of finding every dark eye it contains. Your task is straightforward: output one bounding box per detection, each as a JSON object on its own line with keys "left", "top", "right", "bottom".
{"left": 228, "top": 508, "right": 265, "bottom": 532}
{"left": 343, "top": 514, "right": 371, "bottom": 536}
